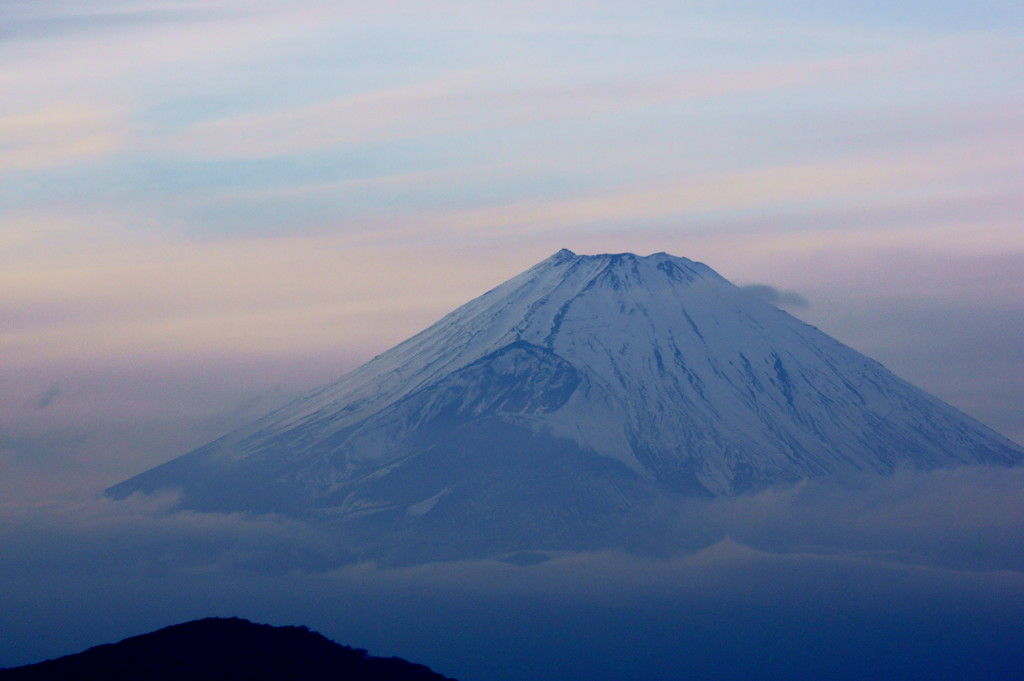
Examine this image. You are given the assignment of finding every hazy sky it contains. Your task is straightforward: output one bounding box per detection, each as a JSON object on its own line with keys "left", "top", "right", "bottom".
{"left": 2, "top": 1, "right": 1021, "bottom": 505}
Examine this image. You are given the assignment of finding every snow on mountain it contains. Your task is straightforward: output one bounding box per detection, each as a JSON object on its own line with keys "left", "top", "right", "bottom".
{"left": 108, "top": 250, "right": 1023, "bottom": 562}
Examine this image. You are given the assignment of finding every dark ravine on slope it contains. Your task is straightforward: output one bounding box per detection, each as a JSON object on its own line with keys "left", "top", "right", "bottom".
{"left": 0, "top": 617, "right": 457, "bottom": 681}
{"left": 108, "top": 250, "right": 1024, "bottom": 563}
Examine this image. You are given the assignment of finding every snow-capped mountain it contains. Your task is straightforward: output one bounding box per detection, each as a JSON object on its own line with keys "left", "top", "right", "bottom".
{"left": 108, "top": 250, "right": 1023, "bottom": 561}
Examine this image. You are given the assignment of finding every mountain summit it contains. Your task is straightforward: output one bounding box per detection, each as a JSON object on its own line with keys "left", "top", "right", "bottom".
{"left": 109, "top": 250, "right": 1023, "bottom": 561}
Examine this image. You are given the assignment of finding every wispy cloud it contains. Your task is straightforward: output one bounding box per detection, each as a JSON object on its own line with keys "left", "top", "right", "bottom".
{"left": 34, "top": 384, "right": 61, "bottom": 409}
{"left": 0, "top": 3, "right": 237, "bottom": 41}
{"left": 364, "top": 141, "right": 1012, "bottom": 243}
{"left": 0, "top": 104, "right": 122, "bottom": 172}
{"left": 163, "top": 43, "right": 950, "bottom": 161}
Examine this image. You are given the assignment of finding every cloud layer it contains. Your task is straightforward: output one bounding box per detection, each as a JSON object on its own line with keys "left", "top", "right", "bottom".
{"left": 1, "top": 467, "right": 1022, "bottom": 679}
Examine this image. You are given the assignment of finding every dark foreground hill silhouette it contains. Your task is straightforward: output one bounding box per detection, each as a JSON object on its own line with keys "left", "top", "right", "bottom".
{"left": 0, "top": 617, "right": 457, "bottom": 681}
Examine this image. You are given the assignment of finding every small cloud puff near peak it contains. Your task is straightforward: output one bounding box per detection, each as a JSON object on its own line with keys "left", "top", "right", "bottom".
{"left": 740, "top": 283, "right": 809, "bottom": 309}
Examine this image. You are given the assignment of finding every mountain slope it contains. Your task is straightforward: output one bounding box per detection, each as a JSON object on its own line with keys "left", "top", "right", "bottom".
{"left": 108, "top": 250, "right": 1023, "bottom": 561}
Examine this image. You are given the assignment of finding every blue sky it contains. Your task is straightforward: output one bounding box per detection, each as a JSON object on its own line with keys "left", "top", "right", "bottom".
{"left": 1, "top": 0, "right": 1022, "bottom": 498}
